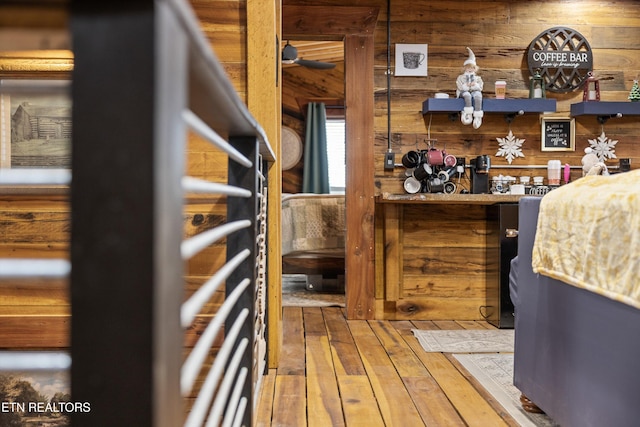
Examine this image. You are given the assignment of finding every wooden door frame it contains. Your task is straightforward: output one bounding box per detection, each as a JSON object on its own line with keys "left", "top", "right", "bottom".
{"left": 283, "top": 5, "right": 379, "bottom": 319}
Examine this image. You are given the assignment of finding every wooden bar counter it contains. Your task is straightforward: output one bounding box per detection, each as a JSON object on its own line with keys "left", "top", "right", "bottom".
{"left": 374, "top": 192, "right": 526, "bottom": 320}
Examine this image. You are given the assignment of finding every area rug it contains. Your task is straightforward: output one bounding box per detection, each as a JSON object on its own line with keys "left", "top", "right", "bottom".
{"left": 453, "top": 353, "right": 558, "bottom": 427}
{"left": 282, "top": 274, "right": 345, "bottom": 307}
{"left": 412, "top": 329, "right": 514, "bottom": 353}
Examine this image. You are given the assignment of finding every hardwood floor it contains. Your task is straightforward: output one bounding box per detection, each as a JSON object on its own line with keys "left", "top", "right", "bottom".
{"left": 256, "top": 307, "right": 521, "bottom": 427}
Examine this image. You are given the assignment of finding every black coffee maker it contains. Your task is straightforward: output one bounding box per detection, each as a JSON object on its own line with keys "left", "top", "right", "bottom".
{"left": 470, "top": 155, "right": 491, "bottom": 194}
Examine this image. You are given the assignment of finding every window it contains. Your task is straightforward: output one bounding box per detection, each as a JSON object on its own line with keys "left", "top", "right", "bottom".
{"left": 325, "top": 118, "right": 345, "bottom": 194}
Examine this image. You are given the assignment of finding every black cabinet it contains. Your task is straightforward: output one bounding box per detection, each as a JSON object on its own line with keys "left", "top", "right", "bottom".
{"left": 485, "top": 203, "right": 519, "bottom": 328}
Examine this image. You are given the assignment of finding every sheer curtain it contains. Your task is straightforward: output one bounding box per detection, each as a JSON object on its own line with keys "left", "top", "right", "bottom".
{"left": 302, "top": 102, "right": 330, "bottom": 193}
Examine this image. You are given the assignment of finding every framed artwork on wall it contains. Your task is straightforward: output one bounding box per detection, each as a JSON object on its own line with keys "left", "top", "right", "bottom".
{"left": 541, "top": 117, "right": 575, "bottom": 151}
{"left": 0, "top": 79, "right": 71, "bottom": 169}
{"left": 395, "top": 44, "right": 428, "bottom": 77}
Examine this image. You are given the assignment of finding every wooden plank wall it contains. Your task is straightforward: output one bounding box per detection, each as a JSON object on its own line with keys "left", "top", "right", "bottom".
{"left": 375, "top": 0, "right": 640, "bottom": 195}
{"left": 279, "top": 0, "right": 640, "bottom": 320}
{"left": 281, "top": 0, "right": 640, "bottom": 192}
{"left": 372, "top": 0, "right": 640, "bottom": 319}
{"left": 0, "top": 195, "right": 70, "bottom": 347}
{"left": 0, "top": 1, "right": 245, "bottom": 350}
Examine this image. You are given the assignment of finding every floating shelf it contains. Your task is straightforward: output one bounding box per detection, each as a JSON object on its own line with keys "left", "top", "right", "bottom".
{"left": 570, "top": 101, "right": 640, "bottom": 117}
{"left": 483, "top": 99, "right": 557, "bottom": 114}
{"left": 422, "top": 98, "right": 464, "bottom": 113}
{"left": 422, "top": 98, "right": 557, "bottom": 118}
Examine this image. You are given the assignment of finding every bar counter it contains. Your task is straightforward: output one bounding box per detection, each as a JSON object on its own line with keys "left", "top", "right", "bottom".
{"left": 374, "top": 192, "right": 531, "bottom": 320}
{"left": 377, "top": 192, "right": 526, "bottom": 204}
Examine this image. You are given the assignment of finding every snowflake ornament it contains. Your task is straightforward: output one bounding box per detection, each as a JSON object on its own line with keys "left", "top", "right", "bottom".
{"left": 587, "top": 131, "right": 617, "bottom": 161}
{"left": 496, "top": 130, "right": 525, "bottom": 164}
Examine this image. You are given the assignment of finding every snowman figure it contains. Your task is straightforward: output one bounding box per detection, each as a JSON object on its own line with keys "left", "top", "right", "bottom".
{"left": 456, "top": 47, "right": 484, "bottom": 129}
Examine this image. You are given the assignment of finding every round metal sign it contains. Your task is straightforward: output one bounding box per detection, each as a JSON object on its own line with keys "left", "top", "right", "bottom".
{"left": 527, "top": 27, "right": 593, "bottom": 93}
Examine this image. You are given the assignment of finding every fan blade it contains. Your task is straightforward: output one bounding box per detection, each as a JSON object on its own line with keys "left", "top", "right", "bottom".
{"left": 294, "top": 58, "right": 336, "bottom": 69}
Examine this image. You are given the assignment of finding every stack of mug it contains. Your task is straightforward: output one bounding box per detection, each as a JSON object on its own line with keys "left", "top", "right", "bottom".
{"left": 402, "top": 147, "right": 460, "bottom": 194}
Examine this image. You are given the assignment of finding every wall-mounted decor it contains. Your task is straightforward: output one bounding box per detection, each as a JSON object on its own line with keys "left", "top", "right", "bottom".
{"left": 0, "top": 368, "right": 71, "bottom": 424}
{"left": 281, "top": 125, "right": 302, "bottom": 170}
{"left": 527, "top": 27, "right": 593, "bottom": 93}
{"left": 541, "top": 117, "right": 575, "bottom": 151}
{"left": 587, "top": 131, "right": 618, "bottom": 162}
{"left": 0, "top": 79, "right": 71, "bottom": 169}
{"left": 395, "top": 44, "right": 427, "bottom": 77}
{"left": 496, "top": 130, "right": 525, "bottom": 164}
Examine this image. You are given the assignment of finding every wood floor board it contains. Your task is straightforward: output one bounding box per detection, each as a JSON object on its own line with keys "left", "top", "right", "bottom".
{"left": 409, "top": 320, "right": 439, "bottom": 330}
{"left": 255, "top": 370, "right": 276, "bottom": 427}
{"left": 347, "top": 319, "right": 425, "bottom": 426}
{"left": 278, "top": 306, "right": 305, "bottom": 375}
{"left": 336, "top": 375, "right": 385, "bottom": 427}
{"left": 322, "top": 307, "right": 367, "bottom": 376}
{"left": 367, "top": 319, "right": 428, "bottom": 377}
{"left": 389, "top": 320, "right": 468, "bottom": 426}
{"left": 304, "top": 315, "right": 345, "bottom": 426}
{"left": 445, "top": 353, "right": 520, "bottom": 427}
{"left": 257, "top": 307, "right": 520, "bottom": 426}
{"left": 456, "top": 320, "right": 493, "bottom": 329}
{"left": 306, "top": 372, "right": 344, "bottom": 426}
{"left": 402, "top": 376, "right": 467, "bottom": 427}
{"left": 394, "top": 322, "right": 508, "bottom": 427}
{"left": 271, "top": 375, "right": 307, "bottom": 426}
{"left": 433, "top": 319, "right": 465, "bottom": 330}
{"left": 302, "top": 307, "right": 328, "bottom": 337}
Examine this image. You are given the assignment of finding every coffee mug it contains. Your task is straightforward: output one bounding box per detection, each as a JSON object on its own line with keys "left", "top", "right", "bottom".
{"left": 426, "top": 148, "right": 444, "bottom": 166}
{"left": 510, "top": 184, "right": 525, "bottom": 195}
{"left": 427, "top": 177, "right": 444, "bottom": 193}
{"left": 404, "top": 176, "right": 421, "bottom": 194}
{"left": 443, "top": 181, "right": 457, "bottom": 194}
{"left": 412, "top": 163, "right": 432, "bottom": 180}
{"left": 444, "top": 154, "right": 457, "bottom": 167}
{"left": 401, "top": 150, "right": 421, "bottom": 168}
{"left": 403, "top": 52, "right": 425, "bottom": 69}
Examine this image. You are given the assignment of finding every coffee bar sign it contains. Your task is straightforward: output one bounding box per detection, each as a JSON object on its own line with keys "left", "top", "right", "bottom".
{"left": 530, "top": 51, "right": 590, "bottom": 69}
{"left": 527, "top": 27, "right": 593, "bottom": 93}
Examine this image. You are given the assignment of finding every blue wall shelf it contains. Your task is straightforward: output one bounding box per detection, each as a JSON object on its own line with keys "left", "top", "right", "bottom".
{"left": 570, "top": 101, "right": 640, "bottom": 116}
{"left": 422, "top": 98, "right": 557, "bottom": 122}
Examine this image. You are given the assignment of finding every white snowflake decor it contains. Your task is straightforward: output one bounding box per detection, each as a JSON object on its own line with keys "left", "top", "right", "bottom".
{"left": 496, "top": 130, "right": 525, "bottom": 164}
{"left": 588, "top": 132, "right": 618, "bottom": 161}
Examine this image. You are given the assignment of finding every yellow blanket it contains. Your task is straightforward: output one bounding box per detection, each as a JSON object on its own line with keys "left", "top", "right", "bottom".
{"left": 532, "top": 169, "right": 640, "bottom": 309}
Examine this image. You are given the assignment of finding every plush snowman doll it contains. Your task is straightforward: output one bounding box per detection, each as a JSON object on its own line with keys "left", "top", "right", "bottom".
{"left": 582, "top": 147, "right": 609, "bottom": 176}
{"left": 456, "top": 47, "right": 484, "bottom": 129}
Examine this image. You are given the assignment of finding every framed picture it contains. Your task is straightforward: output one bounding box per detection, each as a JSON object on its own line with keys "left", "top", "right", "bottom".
{"left": 0, "top": 79, "right": 72, "bottom": 169}
{"left": 541, "top": 117, "right": 575, "bottom": 151}
{"left": 0, "top": 369, "right": 70, "bottom": 424}
{"left": 395, "top": 44, "right": 428, "bottom": 77}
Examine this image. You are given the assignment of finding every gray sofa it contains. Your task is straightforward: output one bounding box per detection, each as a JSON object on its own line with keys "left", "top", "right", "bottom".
{"left": 511, "top": 196, "right": 640, "bottom": 427}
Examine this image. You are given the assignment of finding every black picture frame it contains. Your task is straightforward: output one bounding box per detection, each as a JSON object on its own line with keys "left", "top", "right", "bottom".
{"left": 541, "top": 117, "right": 575, "bottom": 151}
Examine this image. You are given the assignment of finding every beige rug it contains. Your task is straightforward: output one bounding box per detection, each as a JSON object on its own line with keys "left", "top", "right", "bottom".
{"left": 412, "top": 329, "right": 514, "bottom": 353}
{"left": 453, "top": 353, "right": 558, "bottom": 427}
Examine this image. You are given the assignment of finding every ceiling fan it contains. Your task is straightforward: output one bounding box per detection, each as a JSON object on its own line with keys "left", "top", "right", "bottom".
{"left": 281, "top": 41, "right": 336, "bottom": 69}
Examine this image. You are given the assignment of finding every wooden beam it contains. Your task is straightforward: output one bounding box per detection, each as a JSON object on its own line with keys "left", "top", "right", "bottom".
{"left": 283, "top": 5, "right": 378, "bottom": 38}
{"left": 247, "top": 0, "right": 282, "bottom": 369}
{"left": 345, "top": 33, "right": 375, "bottom": 320}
